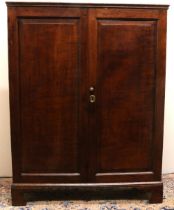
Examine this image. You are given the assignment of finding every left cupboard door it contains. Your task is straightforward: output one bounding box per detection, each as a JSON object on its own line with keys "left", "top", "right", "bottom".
{"left": 8, "top": 7, "right": 88, "bottom": 183}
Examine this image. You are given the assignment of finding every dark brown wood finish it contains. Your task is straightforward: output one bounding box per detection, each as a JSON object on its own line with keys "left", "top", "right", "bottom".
{"left": 7, "top": 5, "right": 89, "bottom": 183}
{"left": 7, "top": 2, "right": 168, "bottom": 206}
{"left": 88, "top": 8, "right": 163, "bottom": 183}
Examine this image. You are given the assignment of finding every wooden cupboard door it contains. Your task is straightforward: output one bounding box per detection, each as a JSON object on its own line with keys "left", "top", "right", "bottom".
{"left": 88, "top": 9, "right": 166, "bottom": 182}
{"left": 9, "top": 7, "right": 88, "bottom": 183}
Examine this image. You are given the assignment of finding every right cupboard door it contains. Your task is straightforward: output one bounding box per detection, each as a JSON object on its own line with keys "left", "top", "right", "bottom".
{"left": 88, "top": 8, "right": 167, "bottom": 183}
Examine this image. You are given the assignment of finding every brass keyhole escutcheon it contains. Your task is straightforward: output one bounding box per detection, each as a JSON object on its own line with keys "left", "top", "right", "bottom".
{"left": 89, "top": 86, "right": 95, "bottom": 103}
{"left": 89, "top": 94, "right": 96, "bottom": 103}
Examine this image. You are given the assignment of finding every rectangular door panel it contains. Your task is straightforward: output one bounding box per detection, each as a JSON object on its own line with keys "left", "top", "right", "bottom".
{"left": 18, "top": 18, "right": 82, "bottom": 181}
{"left": 93, "top": 19, "right": 157, "bottom": 181}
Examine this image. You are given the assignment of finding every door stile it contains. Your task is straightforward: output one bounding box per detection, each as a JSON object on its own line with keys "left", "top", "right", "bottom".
{"left": 78, "top": 8, "right": 90, "bottom": 182}
{"left": 87, "top": 8, "right": 99, "bottom": 182}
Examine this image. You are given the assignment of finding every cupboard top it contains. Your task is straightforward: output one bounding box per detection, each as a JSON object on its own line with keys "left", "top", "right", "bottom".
{"left": 6, "top": 2, "right": 169, "bottom": 10}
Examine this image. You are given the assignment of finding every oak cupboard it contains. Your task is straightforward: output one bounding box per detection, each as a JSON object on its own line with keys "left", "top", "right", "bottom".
{"left": 7, "top": 2, "right": 168, "bottom": 206}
